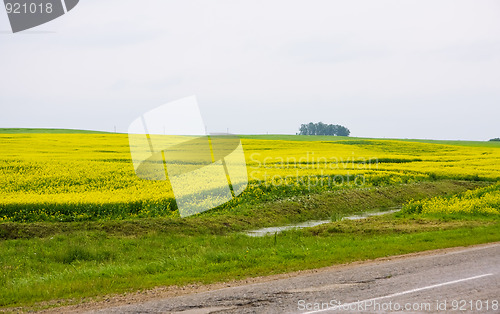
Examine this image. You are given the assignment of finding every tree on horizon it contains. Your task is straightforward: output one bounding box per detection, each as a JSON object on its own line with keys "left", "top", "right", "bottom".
{"left": 298, "top": 122, "right": 350, "bottom": 136}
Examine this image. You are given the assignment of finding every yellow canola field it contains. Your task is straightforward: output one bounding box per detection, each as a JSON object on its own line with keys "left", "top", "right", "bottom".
{"left": 1, "top": 133, "right": 499, "bottom": 221}
{"left": 403, "top": 183, "right": 500, "bottom": 215}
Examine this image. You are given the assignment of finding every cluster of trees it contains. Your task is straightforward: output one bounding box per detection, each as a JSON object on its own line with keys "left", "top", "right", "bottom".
{"left": 490, "top": 138, "right": 500, "bottom": 142}
{"left": 298, "top": 122, "right": 350, "bottom": 136}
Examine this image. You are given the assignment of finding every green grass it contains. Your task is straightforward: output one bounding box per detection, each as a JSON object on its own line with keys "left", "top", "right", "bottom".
{"left": 241, "top": 134, "right": 500, "bottom": 148}
{"left": 0, "top": 128, "right": 113, "bottom": 134}
{"left": 1, "top": 215, "right": 498, "bottom": 310}
{"left": 396, "top": 138, "right": 500, "bottom": 148}
{"left": 0, "top": 180, "right": 497, "bottom": 310}
{"left": 240, "top": 134, "right": 355, "bottom": 141}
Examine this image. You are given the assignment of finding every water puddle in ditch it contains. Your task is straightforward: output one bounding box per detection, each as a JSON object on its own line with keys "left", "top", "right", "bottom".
{"left": 245, "top": 207, "right": 401, "bottom": 237}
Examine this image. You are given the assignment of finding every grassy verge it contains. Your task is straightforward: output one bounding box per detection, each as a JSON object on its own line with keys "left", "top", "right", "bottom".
{"left": 1, "top": 215, "right": 498, "bottom": 311}
{"left": 0, "top": 180, "right": 496, "bottom": 310}
{"left": 0, "top": 180, "right": 485, "bottom": 239}
{"left": 240, "top": 135, "right": 500, "bottom": 147}
{"left": 0, "top": 128, "right": 113, "bottom": 134}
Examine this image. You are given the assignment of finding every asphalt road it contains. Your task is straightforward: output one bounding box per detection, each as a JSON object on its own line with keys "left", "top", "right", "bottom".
{"left": 88, "top": 243, "right": 500, "bottom": 314}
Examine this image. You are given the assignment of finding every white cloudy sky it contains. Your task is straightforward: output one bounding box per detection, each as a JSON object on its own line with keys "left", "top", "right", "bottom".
{"left": 0, "top": 0, "right": 499, "bottom": 140}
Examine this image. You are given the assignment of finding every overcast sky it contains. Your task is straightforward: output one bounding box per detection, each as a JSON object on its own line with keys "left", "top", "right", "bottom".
{"left": 0, "top": 0, "right": 499, "bottom": 140}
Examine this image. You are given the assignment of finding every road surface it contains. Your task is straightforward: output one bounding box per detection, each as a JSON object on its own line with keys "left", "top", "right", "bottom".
{"left": 83, "top": 242, "right": 499, "bottom": 313}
